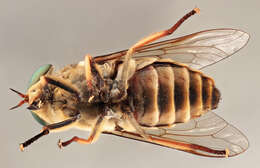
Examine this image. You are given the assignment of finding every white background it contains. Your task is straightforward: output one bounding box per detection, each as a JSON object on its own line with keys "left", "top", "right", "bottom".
{"left": 1, "top": 0, "right": 259, "bottom": 168}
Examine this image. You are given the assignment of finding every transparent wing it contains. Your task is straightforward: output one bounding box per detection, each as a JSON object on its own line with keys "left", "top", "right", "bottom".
{"left": 104, "top": 112, "right": 249, "bottom": 158}
{"left": 95, "top": 29, "right": 249, "bottom": 69}
{"left": 133, "top": 29, "right": 249, "bottom": 69}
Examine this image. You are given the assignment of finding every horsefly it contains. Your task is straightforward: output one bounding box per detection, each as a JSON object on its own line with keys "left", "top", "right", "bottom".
{"left": 10, "top": 8, "right": 249, "bottom": 157}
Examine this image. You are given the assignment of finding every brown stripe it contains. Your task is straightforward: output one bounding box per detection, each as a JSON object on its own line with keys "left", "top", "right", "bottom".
{"left": 155, "top": 65, "right": 175, "bottom": 125}
{"left": 172, "top": 66, "right": 190, "bottom": 123}
{"left": 189, "top": 71, "right": 203, "bottom": 117}
{"left": 212, "top": 87, "right": 221, "bottom": 110}
{"left": 202, "top": 77, "right": 213, "bottom": 112}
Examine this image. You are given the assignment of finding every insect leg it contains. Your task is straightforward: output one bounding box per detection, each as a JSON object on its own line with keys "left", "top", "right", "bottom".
{"left": 85, "top": 54, "right": 93, "bottom": 89}
{"left": 42, "top": 76, "right": 80, "bottom": 100}
{"left": 149, "top": 136, "right": 230, "bottom": 158}
{"left": 114, "top": 8, "right": 200, "bottom": 101}
{"left": 107, "top": 130, "right": 229, "bottom": 158}
{"left": 84, "top": 54, "right": 112, "bottom": 103}
{"left": 122, "top": 104, "right": 152, "bottom": 141}
{"left": 125, "top": 111, "right": 152, "bottom": 141}
{"left": 58, "top": 113, "right": 107, "bottom": 148}
{"left": 20, "top": 113, "right": 80, "bottom": 151}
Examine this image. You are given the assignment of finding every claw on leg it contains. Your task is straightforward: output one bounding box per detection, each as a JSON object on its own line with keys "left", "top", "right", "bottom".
{"left": 58, "top": 139, "right": 63, "bottom": 149}
{"left": 19, "top": 144, "right": 25, "bottom": 152}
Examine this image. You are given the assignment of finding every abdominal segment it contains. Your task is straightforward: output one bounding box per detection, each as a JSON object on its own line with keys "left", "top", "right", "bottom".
{"left": 128, "top": 63, "right": 220, "bottom": 127}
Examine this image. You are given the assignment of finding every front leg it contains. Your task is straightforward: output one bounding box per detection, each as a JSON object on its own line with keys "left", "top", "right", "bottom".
{"left": 84, "top": 55, "right": 127, "bottom": 103}
{"left": 58, "top": 106, "right": 115, "bottom": 148}
{"left": 20, "top": 113, "right": 80, "bottom": 151}
{"left": 84, "top": 54, "right": 109, "bottom": 103}
{"left": 58, "top": 114, "right": 105, "bottom": 148}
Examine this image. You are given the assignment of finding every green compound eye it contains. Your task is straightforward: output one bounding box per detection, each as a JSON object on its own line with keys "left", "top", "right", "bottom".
{"left": 27, "top": 64, "right": 52, "bottom": 89}
{"left": 28, "top": 64, "right": 52, "bottom": 126}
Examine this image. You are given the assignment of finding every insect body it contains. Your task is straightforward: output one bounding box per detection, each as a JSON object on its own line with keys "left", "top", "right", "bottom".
{"left": 10, "top": 8, "right": 249, "bottom": 158}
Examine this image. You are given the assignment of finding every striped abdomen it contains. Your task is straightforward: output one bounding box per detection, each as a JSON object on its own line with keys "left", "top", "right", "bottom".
{"left": 128, "top": 63, "right": 220, "bottom": 127}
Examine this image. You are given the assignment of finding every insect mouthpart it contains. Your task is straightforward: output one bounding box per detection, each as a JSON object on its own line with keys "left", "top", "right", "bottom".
{"left": 27, "top": 102, "right": 40, "bottom": 110}
{"left": 9, "top": 88, "right": 29, "bottom": 110}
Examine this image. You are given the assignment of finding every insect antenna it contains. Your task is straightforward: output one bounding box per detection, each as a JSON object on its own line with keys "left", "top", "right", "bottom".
{"left": 9, "top": 88, "right": 28, "bottom": 110}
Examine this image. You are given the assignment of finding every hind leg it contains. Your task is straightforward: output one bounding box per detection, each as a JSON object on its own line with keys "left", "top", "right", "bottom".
{"left": 111, "top": 8, "right": 200, "bottom": 102}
